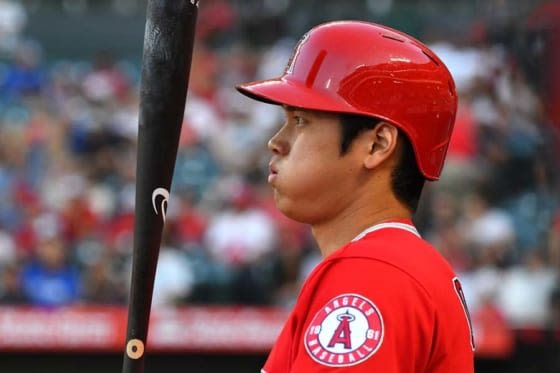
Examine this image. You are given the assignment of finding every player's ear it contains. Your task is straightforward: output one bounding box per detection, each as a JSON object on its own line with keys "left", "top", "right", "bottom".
{"left": 363, "top": 122, "right": 399, "bottom": 170}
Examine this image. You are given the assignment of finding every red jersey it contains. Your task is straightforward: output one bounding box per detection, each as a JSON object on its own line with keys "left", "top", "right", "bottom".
{"left": 262, "top": 221, "right": 475, "bottom": 372}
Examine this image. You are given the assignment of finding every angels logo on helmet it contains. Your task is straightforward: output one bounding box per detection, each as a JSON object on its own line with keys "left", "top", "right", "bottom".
{"left": 304, "top": 293, "right": 384, "bottom": 367}
{"left": 285, "top": 32, "right": 310, "bottom": 75}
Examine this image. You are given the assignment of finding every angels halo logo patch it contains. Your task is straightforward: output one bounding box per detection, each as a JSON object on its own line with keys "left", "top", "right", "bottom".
{"left": 305, "top": 293, "right": 384, "bottom": 367}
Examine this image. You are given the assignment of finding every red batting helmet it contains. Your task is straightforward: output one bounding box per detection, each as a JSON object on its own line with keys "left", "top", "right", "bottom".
{"left": 236, "top": 20, "right": 457, "bottom": 180}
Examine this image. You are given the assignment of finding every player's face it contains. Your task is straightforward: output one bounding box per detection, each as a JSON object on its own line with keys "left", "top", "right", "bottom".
{"left": 267, "top": 107, "right": 366, "bottom": 225}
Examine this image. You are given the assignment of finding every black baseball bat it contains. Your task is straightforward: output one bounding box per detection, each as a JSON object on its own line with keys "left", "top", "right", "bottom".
{"left": 122, "top": 1, "right": 199, "bottom": 372}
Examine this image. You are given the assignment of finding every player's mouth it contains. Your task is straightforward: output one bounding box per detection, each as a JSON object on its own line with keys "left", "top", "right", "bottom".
{"left": 268, "top": 163, "right": 278, "bottom": 184}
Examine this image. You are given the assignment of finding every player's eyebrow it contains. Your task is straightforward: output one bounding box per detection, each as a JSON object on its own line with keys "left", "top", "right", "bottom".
{"left": 283, "top": 105, "right": 339, "bottom": 122}
{"left": 283, "top": 105, "right": 298, "bottom": 113}
{"left": 283, "top": 105, "right": 313, "bottom": 117}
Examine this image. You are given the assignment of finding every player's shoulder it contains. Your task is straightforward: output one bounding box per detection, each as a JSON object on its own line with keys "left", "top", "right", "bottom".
{"left": 340, "top": 225, "right": 454, "bottom": 274}
{"left": 323, "top": 226, "right": 457, "bottom": 296}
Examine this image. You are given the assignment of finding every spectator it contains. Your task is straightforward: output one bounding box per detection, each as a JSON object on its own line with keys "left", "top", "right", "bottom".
{"left": 0, "top": 0, "right": 26, "bottom": 54}
{"left": 80, "top": 243, "right": 126, "bottom": 305}
{"left": 150, "top": 245, "right": 195, "bottom": 307}
{"left": 0, "top": 224, "right": 15, "bottom": 266}
{"left": 81, "top": 49, "right": 129, "bottom": 104}
{"left": 0, "top": 40, "right": 45, "bottom": 99}
{"left": 497, "top": 249, "right": 558, "bottom": 328}
{"left": 20, "top": 237, "right": 81, "bottom": 307}
{"left": 461, "top": 191, "right": 516, "bottom": 268}
{"left": 204, "top": 179, "right": 277, "bottom": 304}
{"left": 205, "top": 182, "right": 276, "bottom": 263}
{"left": 0, "top": 263, "right": 27, "bottom": 304}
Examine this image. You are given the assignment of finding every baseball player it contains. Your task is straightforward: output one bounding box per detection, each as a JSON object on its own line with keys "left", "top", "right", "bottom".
{"left": 236, "top": 21, "right": 475, "bottom": 372}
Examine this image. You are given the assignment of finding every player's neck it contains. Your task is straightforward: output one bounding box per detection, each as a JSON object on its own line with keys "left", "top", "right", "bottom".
{"left": 311, "top": 197, "right": 412, "bottom": 258}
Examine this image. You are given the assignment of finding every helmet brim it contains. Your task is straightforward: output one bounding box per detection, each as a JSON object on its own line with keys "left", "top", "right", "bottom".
{"left": 236, "top": 77, "right": 356, "bottom": 115}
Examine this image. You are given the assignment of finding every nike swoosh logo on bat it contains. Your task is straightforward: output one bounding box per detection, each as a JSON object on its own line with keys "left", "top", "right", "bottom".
{"left": 152, "top": 187, "right": 170, "bottom": 222}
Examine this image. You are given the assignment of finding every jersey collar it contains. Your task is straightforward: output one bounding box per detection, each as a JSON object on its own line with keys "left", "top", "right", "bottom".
{"left": 351, "top": 220, "right": 420, "bottom": 242}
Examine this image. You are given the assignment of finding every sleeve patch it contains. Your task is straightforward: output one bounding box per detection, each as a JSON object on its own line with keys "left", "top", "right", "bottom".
{"left": 304, "top": 293, "right": 384, "bottom": 367}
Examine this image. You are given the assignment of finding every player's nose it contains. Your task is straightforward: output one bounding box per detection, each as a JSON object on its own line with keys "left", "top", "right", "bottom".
{"left": 268, "top": 128, "right": 289, "bottom": 155}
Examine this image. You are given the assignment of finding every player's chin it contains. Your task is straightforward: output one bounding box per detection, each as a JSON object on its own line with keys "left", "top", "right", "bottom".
{"left": 273, "top": 193, "right": 310, "bottom": 223}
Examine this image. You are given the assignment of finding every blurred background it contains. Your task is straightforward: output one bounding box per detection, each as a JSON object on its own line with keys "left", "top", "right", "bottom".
{"left": 0, "top": 0, "right": 558, "bottom": 372}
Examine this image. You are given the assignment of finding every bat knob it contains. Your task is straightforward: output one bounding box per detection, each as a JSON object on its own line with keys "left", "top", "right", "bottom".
{"left": 126, "top": 338, "right": 145, "bottom": 360}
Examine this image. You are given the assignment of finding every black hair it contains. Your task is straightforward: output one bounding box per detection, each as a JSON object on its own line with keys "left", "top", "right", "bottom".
{"left": 339, "top": 113, "right": 426, "bottom": 213}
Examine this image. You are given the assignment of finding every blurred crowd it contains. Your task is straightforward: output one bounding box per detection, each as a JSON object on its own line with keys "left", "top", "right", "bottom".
{"left": 0, "top": 0, "right": 559, "bottom": 352}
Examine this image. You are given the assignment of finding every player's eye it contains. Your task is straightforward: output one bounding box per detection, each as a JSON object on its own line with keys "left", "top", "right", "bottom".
{"left": 293, "top": 115, "right": 306, "bottom": 126}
